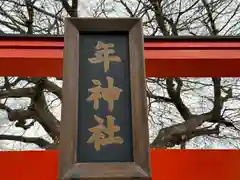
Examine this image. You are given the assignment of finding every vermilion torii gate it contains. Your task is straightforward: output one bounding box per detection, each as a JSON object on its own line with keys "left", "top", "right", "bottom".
{"left": 0, "top": 35, "right": 240, "bottom": 77}
{"left": 0, "top": 34, "right": 240, "bottom": 180}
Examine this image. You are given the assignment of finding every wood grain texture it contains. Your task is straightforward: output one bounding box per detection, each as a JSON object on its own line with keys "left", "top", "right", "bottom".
{"left": 129, "top": 19, "right": 151, "bottom": 175}
{"left": 58, "top": 18, "right": 79, "bottom": 178}
{"left": 59, "top": 18, "right": 151, "bottom": 180}
{"left": 69, "top": 17, "right": 138, "bottom": 32}
{"left": 63, "top": 163, "right": 149, "bottom": 179}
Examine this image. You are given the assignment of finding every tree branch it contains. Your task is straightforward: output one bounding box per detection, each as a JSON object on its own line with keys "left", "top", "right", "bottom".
{"left": 32, "top": 5, "right": 63, "bottom": 21}
{"left": 151, "top": 122, "right": 220, "bottom": 148}
{"left": 0, "top": 134, "right": 51, "bottom": 148}
{"left": 201, "top": 0, "right": 219, "bottom": 35}
{"left": 147, "top": 90, "right": 173, "bottom": 103}
{"left": 24, "top": 0, "right": 34, "bottom": 34}
{"left": 59, "top": 0, "right": 78, "bottom": 17}
{"left": 32, "top": 79, "right": 60, "bottom": 141}
{"left": 150, "top": 0, "right": 170, "bottom": 36}
{"left": 44, "top": 80, "right": 62, "bottom": 99}
{"left": 0, "top": 103, "right": 37, "bottom": 130}
{"left": 212, "top": 78, "right": 221, "bottom": 121}
{"left": 0, "top": 78, "right": 61, "bottom": 142}
{"left": 166, "top": 78, "right": 192, "bottom": 120}
{"left": 0, "top": 88, "right": 35, "bottom": 99}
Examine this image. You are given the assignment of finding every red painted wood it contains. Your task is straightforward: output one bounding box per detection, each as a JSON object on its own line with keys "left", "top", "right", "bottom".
{"left": 144, "top": 41, "right": 240, "bottom": 48}
{"left": 0, "top": 150, "right": 240, "bottom": 180}
{"left": 0, "top": 36, "right": 240, "bottom": 179}
{"left": 0, "top": 150, "right": 58, "bottom": 180}
{"left": 0, "top": 36, "right": 240, "bottom": 77}
{"left": 151, "top": 149, "right": 240, "bottom": 180}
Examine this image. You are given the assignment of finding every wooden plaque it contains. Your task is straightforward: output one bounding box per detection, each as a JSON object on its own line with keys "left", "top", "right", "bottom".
{"left": 59, "top": 18, "right": 151, "bottom": 180}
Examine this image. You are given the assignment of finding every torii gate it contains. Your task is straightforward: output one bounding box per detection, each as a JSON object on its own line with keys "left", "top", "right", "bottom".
{"left": 1, "top": 35, "right": 240, "bottom": 77}
{"left": 0, "top": 34, "right": 240, "bottom": 180}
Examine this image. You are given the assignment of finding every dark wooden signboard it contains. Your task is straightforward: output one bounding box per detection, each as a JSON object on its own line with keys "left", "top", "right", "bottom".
{"left": 77, "top": 33, "right": 133, "bottom": 163}
{"left": 59, "top": 18, "right": 151, "bottom": 180}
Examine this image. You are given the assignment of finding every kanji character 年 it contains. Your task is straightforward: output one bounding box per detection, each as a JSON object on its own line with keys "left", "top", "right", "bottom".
{"left": 86, "top": 76, "right": 122, "bottom": 112}
{"left": 87, "top": 115, "right": 124, "bottom": 151}
{"left": 88, "top": 41, "right": 121, "bottom": 72}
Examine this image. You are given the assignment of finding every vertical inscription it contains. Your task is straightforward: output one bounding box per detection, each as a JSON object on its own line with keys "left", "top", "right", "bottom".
{"left": 87, "top": 41, "right": 124, "bottom": 151}
{"left": 78, "top": 34, "right": 133, "bottom": 162}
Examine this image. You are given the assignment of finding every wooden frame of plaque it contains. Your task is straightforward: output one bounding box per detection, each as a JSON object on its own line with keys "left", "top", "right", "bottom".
{"left": 59, "top": 18, "right": 151, "bottom": 180}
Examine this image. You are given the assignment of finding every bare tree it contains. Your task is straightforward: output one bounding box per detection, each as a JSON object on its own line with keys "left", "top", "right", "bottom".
{"left": 0, "top": 0, "right": 239, "bottom": 150}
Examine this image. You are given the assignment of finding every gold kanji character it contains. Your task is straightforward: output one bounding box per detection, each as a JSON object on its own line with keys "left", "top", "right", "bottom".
{"left": 86, "top": 76, "right": 122, "bottom": 112}
{"left": 88, "top": 41, "right": 121, "bottom": 72}
{"left": 87, "top": 115, "right": 124, "bottom": 151}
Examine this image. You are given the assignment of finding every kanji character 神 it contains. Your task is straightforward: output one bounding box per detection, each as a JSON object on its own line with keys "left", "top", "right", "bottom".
{"left": 86, "top": 76, "right": 122, "bottom": 112}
